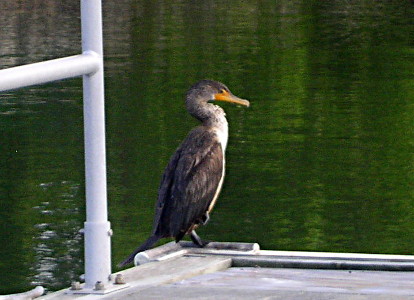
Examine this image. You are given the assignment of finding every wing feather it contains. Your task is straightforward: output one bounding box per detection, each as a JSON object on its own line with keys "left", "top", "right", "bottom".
{"left": 153, "top": 126, "right": 224, "bottom": 238}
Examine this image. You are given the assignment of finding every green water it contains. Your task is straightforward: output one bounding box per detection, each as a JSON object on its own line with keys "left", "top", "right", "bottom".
{"left": 0, "top": 0, "right": 414, "bottom": 294}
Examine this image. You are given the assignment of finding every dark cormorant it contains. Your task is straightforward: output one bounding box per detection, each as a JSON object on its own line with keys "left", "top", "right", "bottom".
{"left": 119, "top": 80, "right": 249, "bottom": 267}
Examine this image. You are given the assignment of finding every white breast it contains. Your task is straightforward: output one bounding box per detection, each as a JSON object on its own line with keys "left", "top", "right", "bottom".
{"left": 214, "top": 124, "right": 228, "bottom": 153}
{"left": 208, "top": 118, "right": 228, "bottom": 213}
{"left": 212, "top": 106, "right": 229, "bottom": 153}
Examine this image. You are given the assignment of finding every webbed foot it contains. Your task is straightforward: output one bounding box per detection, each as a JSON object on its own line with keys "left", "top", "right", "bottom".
{"left": 202, "top": 212, "right": 210, "bottom": 225}
{"left": 190, "top": 230, "right": 210, "bottom": 247}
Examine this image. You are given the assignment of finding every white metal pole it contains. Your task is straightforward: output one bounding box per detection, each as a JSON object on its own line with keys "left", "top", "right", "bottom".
{"left": 81, "top": 0, "right": 112, "bottom": 289}
{"left": 0, "top": 54, "right": 99, "bottom": 92}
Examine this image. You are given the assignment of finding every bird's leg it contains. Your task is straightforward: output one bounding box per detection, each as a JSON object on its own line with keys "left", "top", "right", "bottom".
{"left": 190, "top": 230, "right": 209, "bottom": 247}
{"left": 202, "top": 212, "right": 210, "bottom": 225}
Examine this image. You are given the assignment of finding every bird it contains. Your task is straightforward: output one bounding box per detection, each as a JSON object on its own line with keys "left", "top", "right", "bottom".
{"left": 118, "top": 80, "right": 249, "bottom": 267}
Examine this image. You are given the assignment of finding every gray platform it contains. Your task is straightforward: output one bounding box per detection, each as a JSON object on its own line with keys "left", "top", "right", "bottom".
{"left": 39, "top": 242, "right": 414, "bottom": 299}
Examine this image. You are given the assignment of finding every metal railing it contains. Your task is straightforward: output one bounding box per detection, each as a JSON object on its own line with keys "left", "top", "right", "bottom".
{"left": 0, "top": 0, "right": 120, "bottom": 294}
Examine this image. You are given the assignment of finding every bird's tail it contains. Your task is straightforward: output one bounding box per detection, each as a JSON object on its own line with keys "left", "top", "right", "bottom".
{"left": 118, "top": 235, "right": 160, "bottom": 268}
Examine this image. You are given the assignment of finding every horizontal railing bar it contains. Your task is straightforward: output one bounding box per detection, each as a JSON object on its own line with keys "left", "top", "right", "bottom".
{"left": 0, "top": 51, "right": 100, "bottom": 92}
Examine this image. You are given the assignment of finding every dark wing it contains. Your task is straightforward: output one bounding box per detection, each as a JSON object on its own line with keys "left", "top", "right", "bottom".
{"left": 151, "top": 143, "right": 182, "bottom": 235}
{"left": 153, "top": 127, "right": 224, "bottom": 238}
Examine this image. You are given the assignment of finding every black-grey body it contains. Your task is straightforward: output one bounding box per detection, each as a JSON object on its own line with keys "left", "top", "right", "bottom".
{"left": 119, "top": 80, "right": 249, "bottom": 267}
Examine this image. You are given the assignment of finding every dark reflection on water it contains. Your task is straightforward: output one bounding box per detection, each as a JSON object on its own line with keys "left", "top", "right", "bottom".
{"left": 0, "top": 0, "right": 414, "bottom": 294}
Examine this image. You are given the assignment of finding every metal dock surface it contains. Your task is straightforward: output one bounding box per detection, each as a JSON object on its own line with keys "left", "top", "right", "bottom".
{"left": 39, "top": 242, "right": 414, "bottom": 299}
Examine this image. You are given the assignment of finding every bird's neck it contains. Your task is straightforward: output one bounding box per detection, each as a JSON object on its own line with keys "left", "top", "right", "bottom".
{"left": 189, "top": 103, "right": 229, "bottom": 149}
{"left": 202, "top": 104, "right": 229, "bottom": 151}
{"left": 203, "top": 104, "right": 227, "bottom": 125}
{"left": 188, "top": 102, "right": 226, "bottom": 125}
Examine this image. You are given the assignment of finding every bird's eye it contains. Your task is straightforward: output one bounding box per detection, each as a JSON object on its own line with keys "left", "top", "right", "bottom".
{"left": 220, "top": 89, "right": 226, "bottom": 94}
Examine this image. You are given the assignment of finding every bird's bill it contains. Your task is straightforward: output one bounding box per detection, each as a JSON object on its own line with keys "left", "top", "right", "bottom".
{"left": 214, "top": 90, "right": 250, "bottom": 107}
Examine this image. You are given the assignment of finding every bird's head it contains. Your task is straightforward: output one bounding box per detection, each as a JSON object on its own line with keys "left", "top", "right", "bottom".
{"left": 186, "top": 80, "right": 250, "bottom": 109}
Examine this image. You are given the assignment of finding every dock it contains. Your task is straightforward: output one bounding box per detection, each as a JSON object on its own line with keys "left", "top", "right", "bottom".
{"left": 38, "top": 242, "right": 414, "bottom": 299}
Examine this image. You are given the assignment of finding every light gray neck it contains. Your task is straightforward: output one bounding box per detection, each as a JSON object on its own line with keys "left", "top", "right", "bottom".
{"left": 187, "top": 101, "right": 227, "bottom": 126}
{"left": 187, "top": 102, "right": 229, "bottom": 149}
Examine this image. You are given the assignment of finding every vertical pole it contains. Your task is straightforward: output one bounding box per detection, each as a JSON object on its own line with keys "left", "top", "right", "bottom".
{"left": 81, "top": 0, "right": 111, "bottom": 289}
